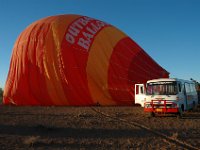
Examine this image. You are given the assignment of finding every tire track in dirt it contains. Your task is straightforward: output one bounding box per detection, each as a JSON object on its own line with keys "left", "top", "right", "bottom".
{"left": 90, "top": 107, "right": 199, "bottom": 150}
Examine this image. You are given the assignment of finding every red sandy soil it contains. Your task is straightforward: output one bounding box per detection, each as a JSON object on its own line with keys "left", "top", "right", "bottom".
{"left": 0, "top": 105, "right": 200, "bottom": 149}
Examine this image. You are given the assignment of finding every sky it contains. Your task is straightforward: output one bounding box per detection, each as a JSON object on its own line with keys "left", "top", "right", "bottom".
{"left": 0, "top": 0, "right": 200, "bottom": 88}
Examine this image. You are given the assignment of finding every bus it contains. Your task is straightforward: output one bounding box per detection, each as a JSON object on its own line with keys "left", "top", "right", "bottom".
{"left": 135, "top": 78, "right": 198, "bottom": 117}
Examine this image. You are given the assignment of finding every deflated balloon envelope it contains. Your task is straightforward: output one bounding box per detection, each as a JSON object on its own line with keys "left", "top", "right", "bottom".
{"left": 3, "top": 14, "right": 169, "bottom": 106}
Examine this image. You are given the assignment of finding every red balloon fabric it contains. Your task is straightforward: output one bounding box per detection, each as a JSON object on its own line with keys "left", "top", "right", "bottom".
{"left": 3, "top": 14, "right": 169, "bottom": 106}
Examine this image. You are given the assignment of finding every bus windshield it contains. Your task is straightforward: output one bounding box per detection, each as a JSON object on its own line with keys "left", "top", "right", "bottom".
{"left": 147, "top": 81, "right": 178, "bottom": 95}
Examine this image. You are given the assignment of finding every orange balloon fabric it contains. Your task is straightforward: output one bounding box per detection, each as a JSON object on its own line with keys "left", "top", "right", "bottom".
{"left": 3, "top": 14, "right": 169, "bottom": 106}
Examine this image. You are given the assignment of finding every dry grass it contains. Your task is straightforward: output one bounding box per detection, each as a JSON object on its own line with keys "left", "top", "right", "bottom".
{"left": 170, "top": 132, "right": 179, "bottom": 139}
{"left": 0, "top": 106, "right": 200, "bottom": 149}
{"left": 23, "top": 136, "right": 40, "bottom": 146}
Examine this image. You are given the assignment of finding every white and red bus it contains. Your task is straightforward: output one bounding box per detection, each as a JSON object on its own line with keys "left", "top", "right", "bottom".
{"left": 135, "top": 78, "right": 198, "bottom": 117}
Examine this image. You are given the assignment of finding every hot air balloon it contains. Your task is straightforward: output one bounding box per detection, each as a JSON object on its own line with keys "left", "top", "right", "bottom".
{"left": 3, "top": 14, "right": 169, "bottom": 106}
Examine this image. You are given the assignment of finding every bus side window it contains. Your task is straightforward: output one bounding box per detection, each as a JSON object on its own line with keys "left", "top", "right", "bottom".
{"left": 182, "top": 84, "right": 185, "bottom": 93}
{"left": 183, "top": 84, "right": 186, "bottom": 95}
{"left": 191, "top": 84, "right": 196, "bottom": 93}
{"left": 178, "top": 83, "right": 181, "bottom": 93}
{"left": 185, "top": 83, "right": 191, "bottom": 95}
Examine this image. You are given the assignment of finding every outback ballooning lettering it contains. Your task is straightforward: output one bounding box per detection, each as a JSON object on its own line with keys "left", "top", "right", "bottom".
{"left": 65, "top": 16, "right": 110, "bottom": 51}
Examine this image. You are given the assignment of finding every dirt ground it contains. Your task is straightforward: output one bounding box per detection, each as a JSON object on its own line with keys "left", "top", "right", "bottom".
{"left": 0, "top": 105, "right": 200, "bottom": 150}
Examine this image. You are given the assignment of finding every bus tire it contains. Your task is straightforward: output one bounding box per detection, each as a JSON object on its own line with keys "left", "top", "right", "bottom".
{"left": 192, "top": 101, "right": 197, "bottom": 110}
{"left": 149, "top": 112, "right": 155, "bottom": 117}
{"left": 178, "top": 105, "right": 184, "bottom": 118}
{"left": 178, "top": 111, "right": 183, "bottom": 118}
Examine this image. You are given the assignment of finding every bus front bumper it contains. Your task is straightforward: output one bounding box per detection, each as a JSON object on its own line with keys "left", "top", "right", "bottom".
{"left": 144, "top": 100, "right": 179, "bottom": 113}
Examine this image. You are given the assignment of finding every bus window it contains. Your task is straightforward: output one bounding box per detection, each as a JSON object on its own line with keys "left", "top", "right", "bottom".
{"left": 178, "top": 83, "right": 182, "bottom": 93}
{"left": 181, "top": 84, "right": 185, "bottom": 92}
{"left": 190, "top": 84, "right": 196, "bottom": 93}
{"left": 185, "top": 83, "right": 191, "bottom": 94}
{"left": 140, "top": 86, "right": 144, "bottom": 94}
{"left": 147, "top": 81, "right": 177, "bottom": 95}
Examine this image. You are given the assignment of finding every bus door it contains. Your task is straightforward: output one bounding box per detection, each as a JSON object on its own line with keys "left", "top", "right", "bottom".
{"left": 135, "top": 84, "right": 146, "bottom": 107}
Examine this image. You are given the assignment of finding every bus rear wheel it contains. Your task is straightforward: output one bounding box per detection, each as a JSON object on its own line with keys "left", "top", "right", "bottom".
{"left": 178, "top": 105, "right": 184, "bottom": 118}
{"left": 149, "top": 112, "right": 155, "bottom": 117}
{"left": 192, "top": 101, "right": 197, "bottom": 110}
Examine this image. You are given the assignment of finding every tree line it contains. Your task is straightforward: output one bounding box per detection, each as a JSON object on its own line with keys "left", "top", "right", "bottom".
{"left": 0, "top": 88, "right": 3, "bottom": 103}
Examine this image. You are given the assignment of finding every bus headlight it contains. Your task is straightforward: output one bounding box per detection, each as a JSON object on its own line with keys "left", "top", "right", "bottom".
{"left": 145, "top": 103, "right": 151, "bottom": 108}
